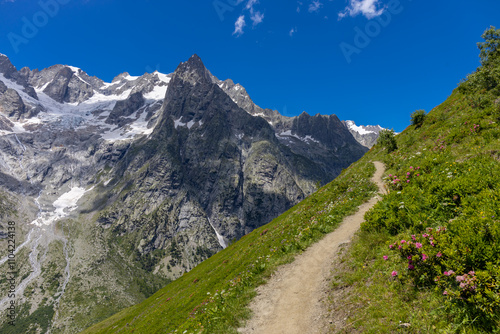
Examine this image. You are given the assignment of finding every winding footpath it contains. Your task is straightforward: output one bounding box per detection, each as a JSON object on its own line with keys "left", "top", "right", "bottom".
{"left": 238, "top": 161, "right": 386, "bottom": 334}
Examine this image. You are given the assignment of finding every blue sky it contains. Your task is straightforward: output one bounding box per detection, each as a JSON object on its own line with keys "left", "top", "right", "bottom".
{"left": 0, "top": 0, "right": 499, "bottom": 132}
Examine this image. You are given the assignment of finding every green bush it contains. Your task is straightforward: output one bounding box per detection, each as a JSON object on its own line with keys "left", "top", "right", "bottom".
{"left": 459, "top": 26, "right": 500, "bottom": 95}
{"left": 411, "top": 109, "right": 427, "bottom": 127}
{"left": 377, "top": 129, "right": 398, "bottom": 153}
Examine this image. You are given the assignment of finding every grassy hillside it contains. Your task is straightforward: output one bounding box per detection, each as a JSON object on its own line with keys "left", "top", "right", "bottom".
{"left": 84, "top": 27, "right": 500, "bottom": 333}
{"left": 328, "top": 27, "right": 500, "bottom": 333}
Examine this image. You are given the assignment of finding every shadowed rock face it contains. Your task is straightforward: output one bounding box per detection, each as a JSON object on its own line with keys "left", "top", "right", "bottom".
{"left": 0, "top": 55, "right": 17, "bottom": 79}
{"left": 0, "top": 54, "right": 38, "bottom": 100}
{"left": 0, "top": 53, "right": 368, "bottom": 333}
{"left": 0, "top": 81, "right": 25, "bottom": 119}
{"left": 43, "top": 67, "right": 75, "bottom": 103}
{"left": 106, "top": 91, "right": 145, "bottom": 125}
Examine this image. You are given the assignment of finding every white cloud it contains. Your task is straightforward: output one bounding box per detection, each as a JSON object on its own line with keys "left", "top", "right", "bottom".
{"left": 233, "top": 15, "right": 246, "bottom": 36}
{"left": 250, "top": 11, "right": 264, "bottom": 26}
{"left": 338, "top": 0, "right": 385, "bottom": 19}
{"left": 297, "top": 1, "right": 303, "bottom": 13}
{"left": 289, "top": 27, "right": 297, "bottom": 37}
{"left": 230, "top": 0, "right": 264, "bottom": 37}
{"left": 308, "top": 0, "right": 323, "bottom": 13}
{"left": 246, "top": 0, "right": 259, "bottom": 11}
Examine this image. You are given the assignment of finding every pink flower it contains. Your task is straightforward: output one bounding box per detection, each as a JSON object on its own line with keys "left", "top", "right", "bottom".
{"left": 410, "top": 166, "right": 413, "bottom": 169}
{"left": 422, "top": 254, "right": 428, "bottom": 261}
{"left": 401, "top": 240, "right": 406, "bottom": 244}
{"left": 456, "top": 276, "right": 465, "bottom": 282}
{"left": 407, "top": 172, "right": 411, "bottom": 176}
{"left": 383, "top": 255, "right": 388, "bottom": 260}
{"left": 436, "top": 252, "right": 442, "bottom": 258}
{"left": 407, "top": 180, "right": 410, "bottom": 183}
{"left": 398, "top": 245, "right": 402, "bottom": 250}
{"left": 469, "top": 271, "right": 475, "bottom": 276}
{"left": 389, "top": 244, "right": 394, "bottom": 249}
{"left": 389, "top": 174, "right": 392, "bottom": 177}
{"left": 430, "top": 242, "right": 435, "bottom": 247}
{"left": 422, "top": 233, "right": 429, "bottom": 238}
{"left": 416, "top": 174, "right": 420, "bottom": 176}
{"left": 411, "top": 235, "right": 416, "bottom": 241}
{"left": 415, "top": 242, "right": 423, "bottom": 249}
{"left": 392, "top": 271, "right": 398, "bottom": 277}
{"left": 408, "top": 264, "right": 415, "bottom": 270}
{"left": 444, "top": 270, "right": 455, "bottom": 276}
{"left": 407, "top": 255, "right": 412, "bottom": 260}
{"left": 459, "top": 282, "right": 466, "bottom": 289}
{"left": 443, "top": 290, "right": 448, "bottom": 295}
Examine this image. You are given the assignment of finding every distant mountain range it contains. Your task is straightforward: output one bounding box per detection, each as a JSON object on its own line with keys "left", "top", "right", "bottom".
{"left": 0, "top": 53, "right": 382, "bottom": 332}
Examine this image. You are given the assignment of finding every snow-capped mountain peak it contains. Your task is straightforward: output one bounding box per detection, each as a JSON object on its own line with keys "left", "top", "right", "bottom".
{"left": 345, "top": 120, "right": 376, "bottom": 135}
{"left": 343, "top": 120, "right": 386, "bottom": 148}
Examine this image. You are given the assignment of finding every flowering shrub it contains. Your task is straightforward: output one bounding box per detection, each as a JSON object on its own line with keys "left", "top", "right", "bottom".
{"left": 388, "top": 227, "right": 447, "bottom": 286}
{"left": 387, "top": 166, "right": 422, "bottom": 190}
{"left": 376, "top": 164, "right": 500, "bottom": 330}
{"left": 470, "top": 123, "right": 481, "bottom": 134}
{"left": 386, "top": 225, "right": 500, "bottom": 330}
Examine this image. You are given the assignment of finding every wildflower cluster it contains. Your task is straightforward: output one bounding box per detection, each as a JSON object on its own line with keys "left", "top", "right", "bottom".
{"left": 384, "top": 219, "right": 500, "bottom": 330}
{"left": 469, "top": 123, "right": 480, "bottom": 134}
{"left": 433, "top": 137, "right": 447, "bottom": 151}
{"left": 387, "top": 227, "right": 447, "bottom": 286}
{"left": 387, "top": 166, "right": 422, "bottom": 190}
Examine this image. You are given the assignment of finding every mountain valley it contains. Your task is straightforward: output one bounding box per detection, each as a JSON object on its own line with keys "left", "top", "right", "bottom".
{"left": 0, "top": 53, "right": 374, "bottom": 333}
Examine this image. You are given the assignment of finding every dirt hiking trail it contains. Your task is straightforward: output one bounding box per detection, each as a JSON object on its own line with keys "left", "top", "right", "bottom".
{"left": 238, "top": 161, "right": 386, "bottom": 334}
